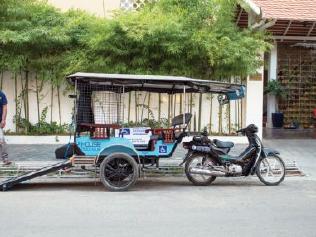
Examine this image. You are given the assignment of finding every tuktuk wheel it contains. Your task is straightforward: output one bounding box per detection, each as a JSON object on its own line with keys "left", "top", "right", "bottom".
{"left": 100, "top": 153, "right": 139, "bottom": 191}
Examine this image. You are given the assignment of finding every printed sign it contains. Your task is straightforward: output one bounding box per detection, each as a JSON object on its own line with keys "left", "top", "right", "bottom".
{"left": 116, "top": 127, "right": 152, "bottom": 145}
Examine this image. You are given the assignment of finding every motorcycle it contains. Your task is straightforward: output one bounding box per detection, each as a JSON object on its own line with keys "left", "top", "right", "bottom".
{"left": 182, "top": 124, "right": 285, "bottom": 186}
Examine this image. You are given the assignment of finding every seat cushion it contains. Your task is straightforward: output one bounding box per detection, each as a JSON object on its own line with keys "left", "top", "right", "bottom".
{"left": 214, "top": 139, "right": 234, "bottom": 149}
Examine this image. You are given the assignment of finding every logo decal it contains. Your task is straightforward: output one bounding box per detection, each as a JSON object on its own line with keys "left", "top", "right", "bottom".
{"left": 120, "top": 128, "right": 130, "bottom": 135}
{"left": 159, "top": 145, "right": 167, "bottom": 153}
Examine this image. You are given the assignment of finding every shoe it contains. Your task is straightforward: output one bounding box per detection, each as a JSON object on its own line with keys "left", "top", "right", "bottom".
{"left": 3, "top": 160, "right": 12, "bottom": 165}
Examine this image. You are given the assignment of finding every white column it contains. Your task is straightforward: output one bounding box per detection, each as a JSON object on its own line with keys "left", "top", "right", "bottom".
{"left": 266, "top": 43, "right": 278, "bottom": 128}
{"left": 245, "top": 59, "right": 264, "bottom": 139}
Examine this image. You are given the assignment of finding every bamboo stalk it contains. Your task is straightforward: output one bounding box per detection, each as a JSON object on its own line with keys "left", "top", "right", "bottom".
{"left": 189, "top": 93, "right": 193, "bottom": 131}
{"left": 228, "top": 102, "right": 231, "bottom": 134}
{"left": 57, "top": 84, "right": 61, "bottom": 125}
{"left": 158, "top": 93, "right": 161, "bottom": 121}
{"left": 179, "top": 94, "right": 182, "bottom": 114}
{"left": 14, "top": 72, "right": 18, "bottom": 132}
{"left": 134, "top": 91, "right": 138, "bottom": 123}
{"left": 198, "top": 93, "right": 202, "bottom": 132}
{"left": 173, "top": 94, "right": 176, "bottom": 118}
{"left": 0, "top": 71, "right": 3, "bottom": 90}
{"left": 25, "top": 70, "right": 29, "bottom": 124}
{"left": 218, "top": 104, "right": 222, "bottom": 134}
{"left": 147, "top": 93, "right": 151, "bottom": 120}
{"left": 128, "top": 92, "right": 131, "bottom": 122}
{"left": 209, "top": 94, "right": 213, "bottom": 133}
{"left": 50, "top": 80, "right": 54, "bottom": 123}
{"left": 35, "top": 72, "right": 40, "bottom": 123}
{"left": 167, "top": 94, "right": 170, "bottom": 126}
{"left": 193, "top": 112, "right": 196, "bottom": 132}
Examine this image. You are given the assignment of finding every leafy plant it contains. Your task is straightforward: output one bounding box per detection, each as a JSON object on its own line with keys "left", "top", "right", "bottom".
{"left": 265, "top": 80, "right": 287, "bottom": 112}
{"left": 14, "top": 107, "right": 69, "bottom": 135}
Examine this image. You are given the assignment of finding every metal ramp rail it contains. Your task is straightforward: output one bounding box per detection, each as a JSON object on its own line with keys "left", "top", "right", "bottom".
{"left": 0, "top": 160, "right": 72, "bottom": 191}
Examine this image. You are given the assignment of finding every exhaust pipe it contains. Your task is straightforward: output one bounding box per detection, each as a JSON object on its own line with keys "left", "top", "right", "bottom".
{"left": 189, "top": 167, "right": 226, "bottom": 177}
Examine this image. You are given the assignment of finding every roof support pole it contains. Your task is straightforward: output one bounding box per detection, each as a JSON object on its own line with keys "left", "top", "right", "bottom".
{"left": 183, "top": 86, "right": 186, "bottom": 126}
{"left": 306, "top": 22, "right": 316, "bottom": 37}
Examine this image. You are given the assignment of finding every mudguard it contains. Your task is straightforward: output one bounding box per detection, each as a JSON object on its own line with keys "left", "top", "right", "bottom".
{"left": 262, "top": 148, "right": 280, "bottom": 157}
{"left": 96, "top": 138, "right": 139, "bottom": 164}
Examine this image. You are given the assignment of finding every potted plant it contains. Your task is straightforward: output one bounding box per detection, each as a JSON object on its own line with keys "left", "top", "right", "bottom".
{"left": 265, "top": 80, "right": 287, "bottom": 128}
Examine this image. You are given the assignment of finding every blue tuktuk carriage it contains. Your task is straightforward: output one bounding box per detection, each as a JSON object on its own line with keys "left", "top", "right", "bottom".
{"left": 0, "top": 73, "right": 245, "bottom": 191}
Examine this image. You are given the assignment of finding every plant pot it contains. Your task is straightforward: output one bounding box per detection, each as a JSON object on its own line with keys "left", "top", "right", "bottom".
{"left": 272, "top": 112, "right": 284, "bottom": 128}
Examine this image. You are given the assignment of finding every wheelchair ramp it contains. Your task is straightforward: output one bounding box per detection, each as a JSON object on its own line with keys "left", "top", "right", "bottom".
{"left": 0, "top": 160, "right": 72, "bottom": 191}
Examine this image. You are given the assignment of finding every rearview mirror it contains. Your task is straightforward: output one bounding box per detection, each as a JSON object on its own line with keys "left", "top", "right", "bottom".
{"left": 217, "top": 94, "right": 229, "bottom": 105}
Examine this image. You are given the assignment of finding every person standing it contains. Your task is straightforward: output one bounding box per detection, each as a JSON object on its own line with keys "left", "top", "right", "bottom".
{"left": 0, "top": 90, "right": 10, "bottom": 165}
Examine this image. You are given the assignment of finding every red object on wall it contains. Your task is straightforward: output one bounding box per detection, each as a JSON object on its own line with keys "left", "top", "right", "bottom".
{"left": 313, "top": 109, "right": 316, "bottom": 119}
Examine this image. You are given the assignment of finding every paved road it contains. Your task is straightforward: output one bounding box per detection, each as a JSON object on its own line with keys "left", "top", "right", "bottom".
{"left": 0, "top": 139, "right": 315, "bottom": 237}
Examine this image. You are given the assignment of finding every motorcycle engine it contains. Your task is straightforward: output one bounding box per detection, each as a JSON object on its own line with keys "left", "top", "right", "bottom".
{"left": 227, "top": 164, "right": 242, "bottom": 176}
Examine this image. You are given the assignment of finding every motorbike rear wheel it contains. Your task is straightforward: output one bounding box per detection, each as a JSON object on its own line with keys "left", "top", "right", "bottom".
{"left": 185, "top": 154, "right": 216, "bottom": 186}
{"left": 256, "top": 155, "right": 285, "bottom": 186}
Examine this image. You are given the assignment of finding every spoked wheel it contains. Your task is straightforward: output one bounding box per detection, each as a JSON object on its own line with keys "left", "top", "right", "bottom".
{"left": 256, "top": 155, "right": 285, "bottom": 186}
{"left": 185, "top": 154, "right": 216, "bottom": 186}
{"left": 100, "top": 153, "right": 139, "bottom": 191}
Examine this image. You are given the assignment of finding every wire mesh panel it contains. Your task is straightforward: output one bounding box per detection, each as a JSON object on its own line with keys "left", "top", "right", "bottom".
{"left": 76, "top": 82, "right": 124, "bottom": 132}
{"left": 92, "top": 91, "right": 123, "bottom": 124}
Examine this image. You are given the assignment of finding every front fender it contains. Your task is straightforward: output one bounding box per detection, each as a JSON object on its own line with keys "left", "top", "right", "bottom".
{"left": 262, "top": 148, "right": 280, "bottom": 157}
{"left": 96, "top": 138, "right": 139, "bottom": 164}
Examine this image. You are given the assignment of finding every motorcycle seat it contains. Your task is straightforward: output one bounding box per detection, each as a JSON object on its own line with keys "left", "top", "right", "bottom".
{"left": 213, "top": 139, "right": 234, "bottom": 149}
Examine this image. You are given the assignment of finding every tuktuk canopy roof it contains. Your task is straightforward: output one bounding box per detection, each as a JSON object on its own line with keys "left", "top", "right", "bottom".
{"left": 67, "top": 72, "right": 245, "bottom": 96}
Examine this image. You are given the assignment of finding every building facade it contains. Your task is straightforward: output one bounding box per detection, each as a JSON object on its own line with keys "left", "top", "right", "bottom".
{"left": 237, "top": 0, "right": 316, "bottom": 130}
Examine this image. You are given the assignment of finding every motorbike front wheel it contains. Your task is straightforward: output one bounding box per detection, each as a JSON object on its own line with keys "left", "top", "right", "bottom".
{"left": 185, "top": 154, "right": 216, "bottom": 186}
{"left": 256, "top": 155, "right": 285, "bottom": 186}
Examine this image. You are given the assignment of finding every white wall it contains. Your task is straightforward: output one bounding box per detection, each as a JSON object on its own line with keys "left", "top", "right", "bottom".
{"left": 48, "top": 0, "right": 121, "bottom": 17}
{"left": 245, "top": 64, "right": 264, "bottom": 138}
{"left": 2, "top": 72, "right": 73, "bottom": 132}
{"left": 1, "top": 72, "right": 245, "bottom": 134}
